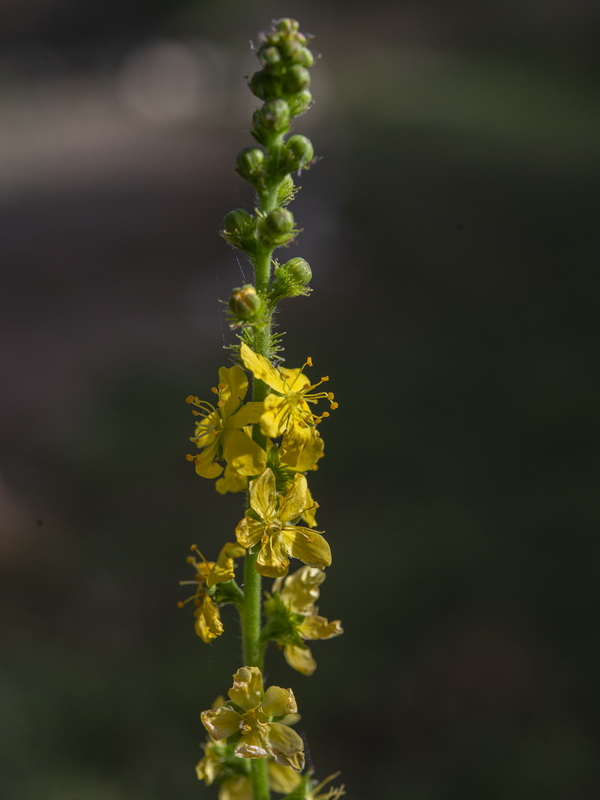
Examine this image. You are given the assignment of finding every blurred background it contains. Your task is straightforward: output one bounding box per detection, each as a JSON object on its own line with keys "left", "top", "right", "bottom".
{"left": 1, "top": 1, "right": 599, "bottom": 798}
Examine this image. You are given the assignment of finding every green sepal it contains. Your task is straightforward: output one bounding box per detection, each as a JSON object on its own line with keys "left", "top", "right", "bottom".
{"left": 261, "top": 592, "right": 305, "bottom": 648}
{"left": 211, "top": 579, "right": 244, "bottom": 605}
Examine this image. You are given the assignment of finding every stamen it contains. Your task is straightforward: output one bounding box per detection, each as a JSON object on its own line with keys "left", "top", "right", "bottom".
{"left": 307, "top": 356, "right": 313, "bottom": 366}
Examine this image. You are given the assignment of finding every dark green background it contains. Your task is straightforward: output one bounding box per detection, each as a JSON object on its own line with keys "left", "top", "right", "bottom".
{"left": 1, "top": 1, "right": 599, "bottom": 798}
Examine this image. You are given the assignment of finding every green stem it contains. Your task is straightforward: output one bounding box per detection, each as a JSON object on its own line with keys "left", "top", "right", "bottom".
{"left": 239, "top": 161, "right": 282, "bottom": 800}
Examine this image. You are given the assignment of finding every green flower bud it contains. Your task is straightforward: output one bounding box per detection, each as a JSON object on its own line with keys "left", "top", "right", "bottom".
{"left": 271, "top": 257, "right": 312, "bottom": 301}
{"left": 282, "top": 257, "right": 312, "bottom": 286}
{"left": 249, "top": 69, "right": 280, "bottom": 101}
{"left": 252, "top": 99, "right": 290, "bottom": 144}
{"left": 287, "top": 90, "right": 312, "bottom": 117}
{"left": 222, "top": 208, "right": 253, "bottom": 236}
{"left": 258, "top": 45, "right": 281, "bottom": 66}
{"left": 285, "top": 135, "right": 314, "bottom": 172}
{"left": 296, "top": 47, "right": 314, "bottom": 68}
{"left": 259, "top": 208, "right": 295, "bottom": 247}
{"left": 235, "top": 147, "right": 265, "bottom": 184}
{"left": 221, "top": 208, "right": 257, "bottom": 255}
{"left": 284, "top": 65, "right": 311, "bottom": 94}
{"left": 279, "top": 37, "right": 302, "bottom": 61}
{"left": 228, "top": 284, "right": 262, "bottom": 321}
{"left": 274, "top": 18, "right": 300, "bottom": 35}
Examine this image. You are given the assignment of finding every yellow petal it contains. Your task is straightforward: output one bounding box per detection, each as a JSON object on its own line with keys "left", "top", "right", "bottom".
{"left": 267, "top": 723, "right": 305, "bottom": 771}
{"left": 219, "top": 774, "right": 254, "bottom": 800}
{"left": 279, "top": 566, "right": 325, "bottom": 613}
{"left": 281, "top": 428, "right": 324, "bottom": 471}
{"left": 228, "top": 666, "right": 263, "bottom": 711}
{"left": 228, "top": 401, "right": 265, "bottom": 429}
{"left": 261, "top": 686, "right": 298, "bottom": 717}
{"left": 195, "top": 597, "right": 224, "bottom": 643}
{"left": 223, "top": 430, "right": 267, "bottom": 476}
{"left": 277, "top": 474, "right": 308, "bottom": 524}
{"left": 298, "top": 614, "right": 343, "bottom": 640}
{"left": 189, "top": 450, "right": 224, "bottom": 479}
{"left": 287, "top": 528, "right": 331, "bottom": 570}
{"left": 240, "top": 342, "right": 287, "bottom": 393}
{"left": 260, "top": 396, "right": 290, "bottom": 438}
{"left": 249, "top": 468, "right": 277, "bottom": 520}
{"left": 256, "top": 533, "right": 291, "bottom": 578}
{"left": 218, "top": 365, "right": 248, "bottom": 419}
{"left": 267, "top": 762, "right": 302, "bottom": 794}
{"left": 301, "top": 486, "right": 318, "bottom": 528}
{"left": 284, "top": 643, "right": 317, "bottom": 676}
{"left": 207, "top": 541, "right": 245, "bottom": 587}
{"left": 215, "top": 463, "right": 248, "bottom": 495}
{"left": 235, "top": 517, "right": 264, "bottom": 550}
{"left": 201, "top": 706, "right": 241, "bottom": 740}
{"left": 278, "top": 366, "right": 310, "bottom": 392}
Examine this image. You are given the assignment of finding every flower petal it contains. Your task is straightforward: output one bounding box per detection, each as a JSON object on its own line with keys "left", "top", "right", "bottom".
{"left": 219, "top": 774, "right": 254, "bottom": 800}
{"left": 267, "top": 723, "right": 305, "bottom": 771}
{"left": 207, "top": 541, "right": 245, "bottom": 587}
{"left": 288, "top": 528, "right": 332, "bottom": 570}
{"left": 219, "top": 365, "right": 248, "bottom": 419}
{"left": 235, "top": 517, "right": 264, "bottom": 550}
{"left": 298, "top": 614, "right": 343, "bottom": 640}
{"left": 281, "top": 428, "right": 324, "bottom": 472}
{"left": 201, "top": 706, "right": 241, "bottom": 740}
{"left": 229, "top": 401, "right": 265, "bottom": 429}
{"left": 194, "top": 597, "right": 224, "bottom": 643}
{"left": 277, "top": 474, "right": 308, "bottom": 524}
{"left": 249, "top": 469, "right": 278, "bottom": 520}
{"left": 279, "top": 566, "right": 325, "bottom": 613}
{"left": 261, "top": 396, "right": 291, "bottom": 438}
{"left": 284, "top": 643, "right": 317, "bottom": 676}
{"left": 215, "top": 463, "right": 248, "bottom": 495}
{"left": 240, "top": 343, "right": 287, "bottom": 394}
{"left": 223, "top": 430, "right": 267, "bottom": 477}
{"left": 256, "top": 534, "right": 291, "bottom": 578}
{"left": 267, "top": 762, "right": 302, "bottom": 794}
{"left": 228, "top": 666, "right": 263, "bottom": 711}
{"left": 261, "top": 686, "right": 298, "bottom": 718}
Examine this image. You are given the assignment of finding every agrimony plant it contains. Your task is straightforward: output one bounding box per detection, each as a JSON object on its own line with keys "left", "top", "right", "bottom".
{"left": 179, "top": 19, "right": 345, "bottom": 800}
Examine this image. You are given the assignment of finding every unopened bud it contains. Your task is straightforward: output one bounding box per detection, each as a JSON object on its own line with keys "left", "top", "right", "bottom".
{"left": 296, "top": 47, "right": 314, "bottom": 68}
{"left": 284, "top": 65, "right": 311, "bottom": 94}
{"left": 275, "top": 18, "right": 300, "bottom": 35}
{"left": 229, "top": 285, "right": 262, "bottom": 321}
{"left": 285, "top": 135, "right": 314, "bottom": 172}
{"left": 223, "top": 208, "right": 253, "bottom": 236}
{"left": 260, "top": 208, "right": 295, "bottom": 247}
{"left": 236, "top": 147, "right": 265, "bottom": 184}
{"left": 249, "top": 69, "right": 280, "bottom": 101}
{"left": 282, "top": 257, "right": 312, "bottom": 286}
{"left": 271, "top": 257, "right": 312, "bottom": 300}
{"left": 279, "top": 37, "right": 302, "bottom": 61}
{"left": 287, "top": 90, "right": 312, "bottom": 117}
{"left": 258, "top": 45, "right": 281, "bottom": 66}
{"left": 252, "top": 99, "right": 290, "bottom": 144}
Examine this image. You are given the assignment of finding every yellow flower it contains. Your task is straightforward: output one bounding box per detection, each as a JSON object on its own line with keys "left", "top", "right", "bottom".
{"left": 235, "top": 468, "right": 331, "bottom": 578}
{"left": 270, "top": 566, "right": 343, "bottom": 675}
{"left": 201, "top": 666, "right": 305, "bottom": 772}
{"left": 240, "top": 343, "right": 337, "bottom": 443}
{"left": 178, "top": 543, "right": 245, "bottom": 643}
{"left": 186, "top": 365, "right": 265, "bottom": 480}
{"left": 195, "top": 740, "right": 301, "bottom": 799}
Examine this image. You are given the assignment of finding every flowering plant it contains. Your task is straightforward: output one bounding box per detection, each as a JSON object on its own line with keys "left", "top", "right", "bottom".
{"left": 179, "top": 19, "right": 345, "bottom": 800}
